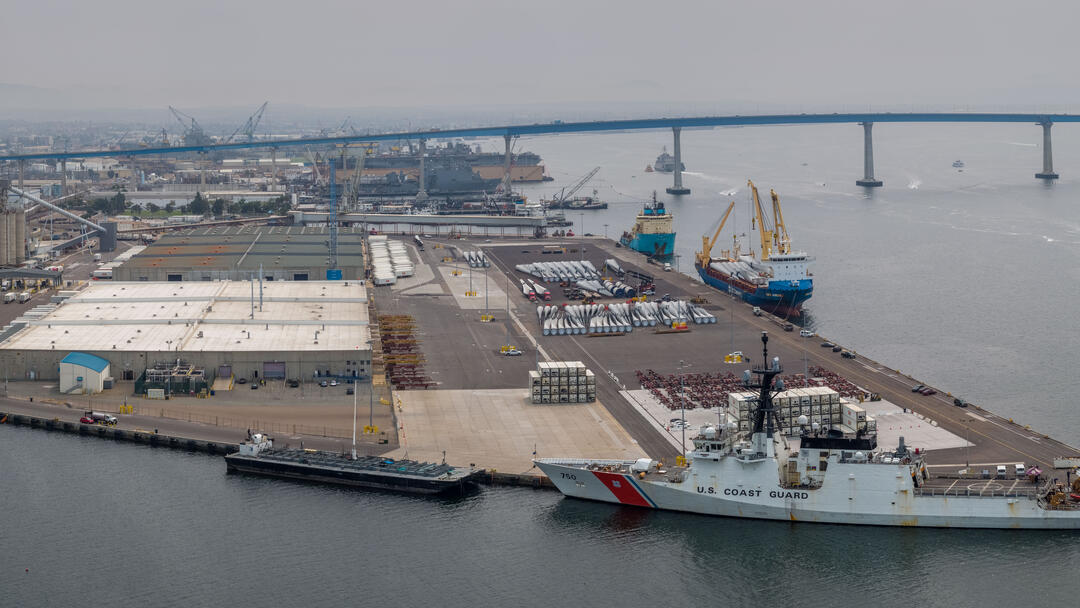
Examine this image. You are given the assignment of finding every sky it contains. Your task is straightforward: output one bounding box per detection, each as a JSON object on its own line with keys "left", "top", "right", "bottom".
{"left": 3, "top": 0, "right": 1080, "bottom": 116}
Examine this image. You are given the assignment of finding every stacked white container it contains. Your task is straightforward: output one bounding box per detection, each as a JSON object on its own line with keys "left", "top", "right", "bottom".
{"left": 531, "top": 361, "right": 596, "bottom": 404}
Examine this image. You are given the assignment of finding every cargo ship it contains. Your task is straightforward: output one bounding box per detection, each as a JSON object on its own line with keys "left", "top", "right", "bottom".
{"left": 652, "top": 147, "right": 684, "bottom": 173}
{"left": 619, "top": 192, "right": 675, "bottom": 259}
{"left": 536, "top": 333, "right": 1080, "bottom": 529}
{"left": 694, "top": 181, "right": 812, "bottom": 317}
{"left": 225, "top": 434, "right": 480, "bottom": 495}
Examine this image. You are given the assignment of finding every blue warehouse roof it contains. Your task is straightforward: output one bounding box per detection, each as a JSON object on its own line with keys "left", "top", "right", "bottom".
{"left": 60, "top": 352, "right": 110, "bottom": 373}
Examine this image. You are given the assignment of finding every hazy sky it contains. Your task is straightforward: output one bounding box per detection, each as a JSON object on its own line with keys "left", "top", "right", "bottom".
{"left": 4, "top": 0, "right": 1080, "bottom": 111}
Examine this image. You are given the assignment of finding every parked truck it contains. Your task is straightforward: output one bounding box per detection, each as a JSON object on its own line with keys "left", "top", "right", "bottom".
{"left": 3, "top": 293, "right": 15, "bottom": 304}
{"left": 81, "top": 411, "right": 118, "bottom": 426}
{"left": 17, "top": 292, "right": 31, "bottom": 303}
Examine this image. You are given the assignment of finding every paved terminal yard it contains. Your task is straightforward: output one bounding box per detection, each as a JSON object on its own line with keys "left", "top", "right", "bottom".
{"left": 381, "top": 233, "right": 1079, "bottom": 477}
{"left": 4, "top": 231, "right": 1077, "bottom": 481}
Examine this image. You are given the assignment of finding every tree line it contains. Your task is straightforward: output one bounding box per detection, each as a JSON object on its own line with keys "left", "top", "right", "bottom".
{"left": 81, "top": 192, "right": 291, "bottom": 218}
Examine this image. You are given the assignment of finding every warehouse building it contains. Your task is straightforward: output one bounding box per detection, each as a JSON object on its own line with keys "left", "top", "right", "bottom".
{"left": 59, "top": 352, "right": 110, "bottom": 394}
{"left": 111, "top": 225, "right": 366, "bottom": 282}
{"left": 0, "top": 280, "right": 372, "bottom": 385}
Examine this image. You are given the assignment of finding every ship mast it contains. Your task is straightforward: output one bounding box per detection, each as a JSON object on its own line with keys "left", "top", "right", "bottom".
{"left": 746, "top": 331, "right": 783, "bottom": 456}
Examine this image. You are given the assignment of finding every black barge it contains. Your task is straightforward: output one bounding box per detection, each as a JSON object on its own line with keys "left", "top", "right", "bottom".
{"left": 225, "top": 449, "right": 481, "bottom": 495}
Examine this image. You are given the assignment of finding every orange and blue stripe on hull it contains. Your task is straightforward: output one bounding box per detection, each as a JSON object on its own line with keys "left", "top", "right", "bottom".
{"left": 591, "top": 470, "right": 658, "bottom": 508}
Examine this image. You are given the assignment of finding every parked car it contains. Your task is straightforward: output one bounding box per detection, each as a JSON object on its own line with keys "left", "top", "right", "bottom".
{"left": 832, "top": 345, "right": 843, "bottom": 352}
{"left": 346, "top": 387, "right": 355, "bottom": 395}
{"left": 919, "top": 387, "right": 936, "bottom": 395}
{"left": 820, "top": 341, "right": 835, "bottom": 348}
{"left": 953, "top": 397, "right": 969, "bottom": 407}
{"left": 911, "top": 384, "right": 925, "bottom": 393}
{"left": 319, "top": 380, "right": 328, "bottom": 387}
{"left": 330, "top": 379, "right": 339, "bottom": 387}
{"left": 79, "top": 416, "right": 95, "bottom": 424}
{"left": 503, "top": 348, "right": 523, "bottom": 356}
{"left": 250, "top": 383, "right": 259, "bottom": 389}
{"left": 236, "top": 377, "right": 247, "bottom": 385}
{"left": 799, "top": 329, "right": 815, "bottom": 338}
{"left": 287, "top": 379, "right": 300, "bottom": 388}
{"left": 841, "top": 350, "right": 856, "bottom": 359}
{"left": 782, "top": 323, "right": 794, "bottom": 332}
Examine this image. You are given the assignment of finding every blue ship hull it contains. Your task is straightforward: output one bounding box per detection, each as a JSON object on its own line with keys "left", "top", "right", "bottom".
{"left": 696, "top": 263, "right": 812, "bottom": 316}
{"left": 620, "top": 232, "right": 675, "bottom": 259}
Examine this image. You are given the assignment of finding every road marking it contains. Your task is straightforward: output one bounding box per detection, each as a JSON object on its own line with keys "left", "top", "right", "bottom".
{"left": 965, "top": 411, "right": 987, "bottom": 422}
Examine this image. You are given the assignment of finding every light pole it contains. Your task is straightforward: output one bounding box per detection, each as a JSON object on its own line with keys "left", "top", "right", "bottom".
{"left": 351, "top": 380, "right": 358, "bottom": 459}
{"left": 603, "top": 223, "right": 608, "bottom": 240}
{"left": 579, "top": 212, "right": 585, "bottom": 261}
{"left": 674, "top": 253, "right": 681, "bottom": 274}
{"left": 678, "top": 359, "right": 689, "bottom": 461}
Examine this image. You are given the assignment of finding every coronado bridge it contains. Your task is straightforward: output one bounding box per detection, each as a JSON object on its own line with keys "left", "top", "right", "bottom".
{"left": 3, "top": 112, "right": 1080, "bottom": 193}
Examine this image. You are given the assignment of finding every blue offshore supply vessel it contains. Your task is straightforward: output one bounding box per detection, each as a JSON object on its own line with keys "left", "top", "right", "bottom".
{"left": 619, "top": 192, "right": 675, "bottom": 259}
{"left": 694, "top": 181, "right": 813, "bottom": 317}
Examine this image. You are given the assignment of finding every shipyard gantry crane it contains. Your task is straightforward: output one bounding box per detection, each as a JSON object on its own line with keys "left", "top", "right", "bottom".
{"left": 168, "top": 106, "right": 212, "bottom": 147}
{"left": 223, "top": 101, "right": 268, "bottom": 144}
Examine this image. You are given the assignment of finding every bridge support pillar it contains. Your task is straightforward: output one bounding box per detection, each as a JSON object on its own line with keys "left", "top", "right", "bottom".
{"left": 416, "top": 139, "right": 428, "bottom": 202}
{"left": 18, "top": 159, "right": 24, "bottom": 189}
{"left": 856, "top": 122, "right": 883, "bottom": 187}
{"left": 60, "top": 159, "right": 67, "bottom": 197}
{"left": 1035, "top": 121, "right": 1059, "bottom": 180}
{"left": 270, "top": 147, "right": 277, "bottom": 185}
{"left": 502, "top": 134, "right": 513, "bottom": 193}
{"left": 666, "top": 127, "right": 690, "bottom": 195}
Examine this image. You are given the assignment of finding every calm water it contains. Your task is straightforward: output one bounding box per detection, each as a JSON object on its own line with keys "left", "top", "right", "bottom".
{"left": 3, "top": 425, "right": 1079, "bottom": 607}
{"left": 6, "top": 124, "right": 1080, "bottom": 606}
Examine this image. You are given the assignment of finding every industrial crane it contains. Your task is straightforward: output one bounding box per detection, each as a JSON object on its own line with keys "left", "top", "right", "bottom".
{"left": 168, "top": 106, "right": 211, "bottom": 147}
{"left": 345, "top": 147, "right": 368, "bottom": 211}
{"left": 554, "top": 166, "right": 601, "bottom": 204}
{"left": 748, "top": 179, "right": 776, "bottom": 261}
{"left": 305, "top": 146, "right": 324, "bottom": 185}
{"left": 223, "top": 101, "right": 268, "bottom": 144}
{"left": 696, "top": 200, "right": 735, "bottom": 268}
{"left": 770, "top": 189, "right": 791, "bottom": 255}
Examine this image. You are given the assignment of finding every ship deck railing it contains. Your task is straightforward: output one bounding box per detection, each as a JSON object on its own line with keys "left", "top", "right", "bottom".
{"left": 912, "top": 487, "right": 1038, "bottom": 499}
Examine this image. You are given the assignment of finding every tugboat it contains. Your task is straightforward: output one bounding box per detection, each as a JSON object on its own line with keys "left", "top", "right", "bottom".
{"left": 619, "top": 192, "right": 675, "bottom": 259}
{"left": 536, "top": 333, "right": 1080, "bottom": 528}
{"left": 694, "top": 181, "right": 812, "bottom": 317}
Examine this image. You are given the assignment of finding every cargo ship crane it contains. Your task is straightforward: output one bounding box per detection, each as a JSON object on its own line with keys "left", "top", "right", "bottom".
{"left": 695, "top": 200, "right": 735, "bottom": 268}
{"left": 770, "top": 189, "right": 791, "bottom": 255}
{"left": 748, "top": 180, "right": 775, "bottom": 260}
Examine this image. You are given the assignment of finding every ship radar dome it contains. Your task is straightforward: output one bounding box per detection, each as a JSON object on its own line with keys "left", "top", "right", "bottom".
{"left": 703, "top": 426, "right": 717, "bottom": 439}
